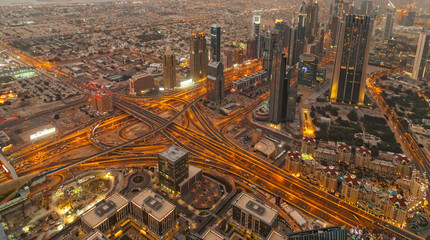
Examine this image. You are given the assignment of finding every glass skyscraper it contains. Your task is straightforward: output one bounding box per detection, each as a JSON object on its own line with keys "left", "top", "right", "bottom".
{"left": 330, "top": 14, "right": 372, "bottom": 105}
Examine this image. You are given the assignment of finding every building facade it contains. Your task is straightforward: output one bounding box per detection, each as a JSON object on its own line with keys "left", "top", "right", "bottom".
{"left": 129, "top": 74, "right": 155, "bottom": 95}
{"left": 131, "top": 188, "right": 177, "bottom": 237}
{"left": 163, "top": 49, "right": 177, "bottom": 89}
{"left": 158, "top": 145, "right": 189, "bottom": 193}
{"left": 206, "top": 61, "right": 225, "bottom": 103}
{"left": 190, "top": 32, "right": 208, "bottom": 82}
{"left": 91, "top": 92, "right": 113, "bottom": 114}
{"left": 298, "top": 54, "right": 318, "bottom": 87}
{"left": 330, "top": 15, "right": 372, "bottom": 105}
{"left": 412, "top": 31, "right": 430, "bottom": 81}
{"left": 232, "top": 193, "right": 279, "bottom": 238}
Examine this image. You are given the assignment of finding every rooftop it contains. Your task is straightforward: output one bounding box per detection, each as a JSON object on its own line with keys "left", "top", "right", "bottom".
{"left": 202, "top": 230, "right": 225, "bottom": 240}
{"left": 232, "top": 192, "right": 279, "bottom": 225}
{"left": 81, "top": 193, "right": 128, "bottom": 229}
{"left": 267, "top": 231, "right": 287, "bottom": 240}
{"left": 131, "top": 188, "right": 175, "bottom": 222}
{"left": 159, "top": 145, "right": 188, "bottom": 163}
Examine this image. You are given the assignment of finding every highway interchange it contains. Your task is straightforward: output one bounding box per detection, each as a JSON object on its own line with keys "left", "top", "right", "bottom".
{"left": 0, "top": 44, "right": 424, "bottom": 239}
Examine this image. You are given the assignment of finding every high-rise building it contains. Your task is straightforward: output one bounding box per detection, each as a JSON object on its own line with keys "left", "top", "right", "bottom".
{"left": 298, "top": 54, "right": 318, "bottom": 87}
{"left": 224, "top": 48, "right": 234, "bottom": 68}
{"left": 330, "top": 14, "right": 340, "bottom": 46}
{"left": 163, "top": 48, "right": 176, "bottom": 89}
{"left": 330, "top": 15, "right": 372, "bottom": 105}
{"left": 412, "top": 31, "right": 430, "bottom": 80}
{"left": 210, "top": 24, "right": 221, "bottom": 62}
{"left": 288, "top": 226, "right": 348, "bottom": 240}
{"left": 305, "top": 1, "right": 319, "bottom": 43}
{"left": 298, "top": 2, "right": 307, "bottom": 44}
{"left": 360, "top": 0, "right": 373, "bottom": 16}
{"left": 251, "top": 15, "right": 261, "bottom": 59}
{"left": 190, "top": 32, "right": 208, "bottom": 82}
{"left": 246, "top": 39, "right": 258, "bottom": 60}
{"left": 158, "top": 145, "right": 189, "bottom": 193}
{"left": 261, "top": 29, "right": 279, "bottom": 81}
{"left": 206, "top": 61, "right": 225, "bottom": 103}
{"left": 91, "top": 92, "right": 113, "bottom": 114}
{"left": 235, "top": 47, "right": 244, "bottom": 65}
{"left": 269, "top": 48, "right": 296, "bottom": 125}
{"left": 384, "top": 2, "right": 395, "bottom": 40}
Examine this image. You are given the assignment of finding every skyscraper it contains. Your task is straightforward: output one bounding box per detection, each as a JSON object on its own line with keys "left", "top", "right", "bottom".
{"left": 251, "top": 15, "right": 261, "bottom": 59}
{"left": 206, "top": 61, "right": 225, "bottom": 103}
{"left": 412, "top": 31, "right": 430, "bottom": 80}
{"left": 298, "top": 2, "right": 307, "bottom": 43}
{"left": 269, "top": 46, "right": 295, "bottom": 125}
{"left": 305, "top": 1, "right": 319, "bottom": 43}
{"left": 360, "top": 0, "right": 373, "bottom": 16}
{"left": 210, "top": 24, "right": 221, "bottom": 62}
{"left": 330, "top": 15, "right": 372, "bottom": 105}
{"left": 190, "top": 32, "right": 208, "bottom": 82}
{"left": 163, "top": 47, "right": 176, "bottom": 89}
{"left": 207, "top": 25, "right": 225, "bottom": 103}
{"left": 384, "top": 3, "right": 395, "bottom": 40}
{"left": 261, "top": 29, "right": 279, "bottom": 81}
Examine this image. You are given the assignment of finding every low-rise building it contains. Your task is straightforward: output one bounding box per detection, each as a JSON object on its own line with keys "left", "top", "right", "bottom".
{"left": 131, "top": 188, "right": 177, "bottom": 238}
{"left": 81, "top": 193, "right": 129, "bottom": 233}
{"left": 301, "top": 136, "right": 316, "bottom": 156}
{"left": 319, "top": 166, "right": 339, "bottom": 193}
{"left": 393, "top": 154, "right": 411, "bottom": 177}
{"left": 130, "top": 73, "right": 155, "bottom": 95}
{"left": 341, "top": 175, "right": 361, "bottom": 204}
{"left": 385, "top": 194, "right": 408, "bottom": 226}
{"left": 355, "top": 146, "right": 371, "bottom": 168}
{"left": 337, "top": 143, "right": 352, "bottom": 165}
{"left": 285, "top": 151, "right": 302, "bottom": 175}
{"left": 232, "top": 192, "right": 279, "bottom": 238}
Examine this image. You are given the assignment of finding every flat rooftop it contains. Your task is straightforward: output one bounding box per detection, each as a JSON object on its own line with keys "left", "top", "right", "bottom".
{"left": 81, "top": 193, "right": 128, "bottom": 229}
{"left": 83, "top": 230, "right": 109, "bottom": 240}
{"left": 202, "top": 229, "right": 225, "bottom": 240}
{"left": 159, "top": 145, "right": 188, "bottom": 163}
{"left": 131, "top": 188, "right": 175, "bottom": 222}
{"left": 267, "top": 231, "right": 287, "bottom": 240}
{"left": 232, "top": 192, "right": 279, "bottom": 226}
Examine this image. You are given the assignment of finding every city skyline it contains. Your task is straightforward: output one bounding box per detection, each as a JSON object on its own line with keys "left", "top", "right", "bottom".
{"left": 0, "top": 0, "right": 430, "bottom": 239}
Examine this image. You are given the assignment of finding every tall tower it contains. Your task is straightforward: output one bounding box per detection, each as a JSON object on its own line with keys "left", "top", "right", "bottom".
{"left": 412, "top": 31, "right": 430, "bottom": 80}
{"left": 269, "top": 45, "right": 295, "bottom": 125}
{"left": 207, "top": 25, "right": 225, "bottom": 103}
{"left": 210, "top": 24, "right": 221, "bottom": 62}
{"left": 251, "top": 15, "right": 261, "bottom": 59}
{"left": 206, "top": 61, "right": 225, "bottom": 103}
{"left": 384, "top": 2, "right": 395, "bottom": 40}
{"left": 298, "top": 1, "right": 307, "bottom": 44}
{"left": 305, "top": 1, "right": 319, "bottom": 43}
{"left": 190, "top": 32, "right": 208, "bottom": 82}
{"left": 330, "top": 15, "right": 372, "bottom": 105}
{"left": 261, "top": 30, "right": 279, "bottom": 82}
{"left": 163, "top": 47, "right": 176, "bottom": 89}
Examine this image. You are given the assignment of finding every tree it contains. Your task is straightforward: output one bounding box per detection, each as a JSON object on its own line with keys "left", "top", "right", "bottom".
{"left": 347, "top": 110, "right": 359, "bottom": 122}
{"left": 53, "top": 114, "right": 60, "bottom": 120}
